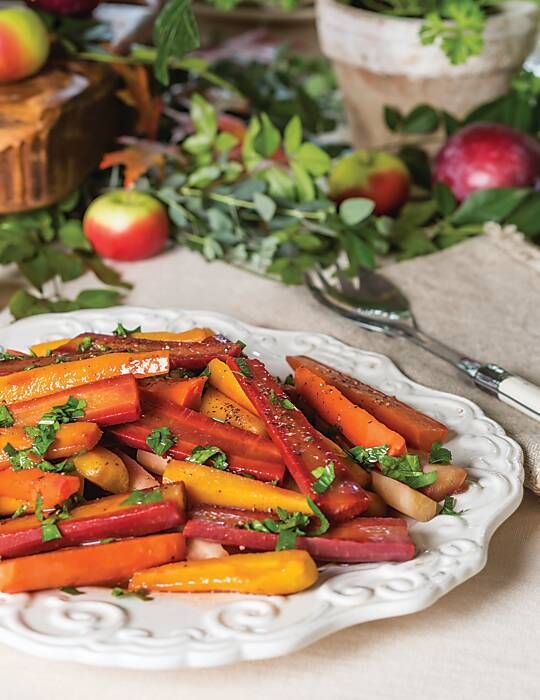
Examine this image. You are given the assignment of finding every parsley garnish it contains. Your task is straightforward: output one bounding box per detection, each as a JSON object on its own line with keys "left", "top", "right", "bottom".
{"left": 0, "top": 404, "right": 14, "bottom": 428}
{"left": 244, "top": 507, "right": 311, "bottom": 551}
{"left": 111, "top": 587, "right": 153, "bottom": 601}
{"left": 311, "top": 461, "right": 335, "bottom": 494}
{"left": 439, "top": 496, "right": 466, "bottom": 516}
{"left": 199, "top": 365, "right": 211, "bottom": 378}
{"left": 280, "top": 397, "right": 295, "bottom": 410}
{"left": 348, "top": 444, "right": 389, "bottom": 467}
{"left": 306, "top": 497, "right": 330, "bottom": 536}
{"left": 5, "top": 443, "right": 36, "bottom": 471}
{"left": 283, "top": 374, "right": 294, "bottom": 386}
{"left": 120, "top": 488, "right": 164, "bottom": 506}
{"left": 235, "top": 357, "right": 252, "bottom": 378}
{"left": 99, "top": 537, "right": 115, "bottom": 545}
{"left": 23, "top": 363, "right": 38, "bottom": 371}
{"left": 11, "top": 503, "right": 27, "bottom": 519}
{"left": 53, "top": 355, "right": 68, "bottom": 364}
{"left": 429, "top": 441, "right": 452, "bottom": 465}
{"left": 268, "top": 389, "right": 279, "bottom": 405}
{"left": 113, "top": 322, "right": 141, "bottom": 337}
{"left": 61, "top": 586, "right": 85, "bottom": 596}
{"left": 379, "top": 453, "right": 438, "bottom": 489}
{"left": 187, "top": 445, "right": 229, "bottom": 471}
{"left": 38, "top": 396, "right": 87, "bottom": 427}
{"left": 268, "top": 389, "right": 295, "bottom": 410}
{"left": 77, "top": 336, "right": 92, "bottom": 352}
{"left": 34, "top": 492, "right": 67, "bottom": 543}
{"left": 37, "top": 458, "right": 76, "bottom": 474}
{"left": 145, "top": 426, "right": 176, "bottom": 456}
{"left": 0, "top": 351, "right": 21, "bottom": 361}
{"left": 235, "top": 339, "right": 246, "bottom": 351}
{"left": 24, "top": 424, "right": 57, "bottom": 456}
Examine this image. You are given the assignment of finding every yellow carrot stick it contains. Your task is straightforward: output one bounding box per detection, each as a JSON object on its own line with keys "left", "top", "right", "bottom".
{"left": 207, "top": 358, "right": 257, "bottom": 414}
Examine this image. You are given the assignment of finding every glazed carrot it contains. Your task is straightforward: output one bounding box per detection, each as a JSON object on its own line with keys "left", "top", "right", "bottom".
{"left": 140, "top": 376, "right": 207, "bottom": 411}
{"left": 288, "top": 355, "right": 448, "bottom": 451}
{"left": 9, "top": 376, "right": 141, "bottom": 427}
{"left": 227, "top": 357, "right": 369, "bottom": 521}
{"left": 371, "top": 471, "right": 438, "bottom": 521}
{"left": 0, "top": 483, "right": 186, "bottom": 534}
{"left": 0, "top": 422, "right": 102, "bottom": 469}
{"left": 111, "top": 417, "right": 285, "bottom": 483}
{"left": 162, "top": 459, "right": 314, "bottom": 515}
{"left": 0, "top": 469, "right": 80, "bottom": 511}
{"left": 0, "top": 496, "right": 26, "bottom": 516}
{"left": 53, "top": 334, "right": 242, "bottom": 370}
{"left": 207, "top": 358, "right": 257, "bottom": 413}
{"left": 132, "top": 328, "right": 214, "bottom": 342}
{"left": 0, "top": 500, "right": 184, "bottom": 559}
{"left": 129, "top": 550, "right": 318, "bottom": 595}
{"left": 30, "top": 339, "right": 69, "bottom": 356}
{"left": 182, "top": 520, "right": 415, "bottom": 564}
{"left": 294, "top": 366, "right": 406, "bottom": 456}
{"left": 0, "top": 352, "right": 169, "bottom": 404}
{"left": 0, "top": 533, "right": 185, "bottom": 593}
{"left": 200, "top": 387, "right": 267, "bottom": 436}
{"left": 72, "top": 447, "right": 130, "bottom": 494}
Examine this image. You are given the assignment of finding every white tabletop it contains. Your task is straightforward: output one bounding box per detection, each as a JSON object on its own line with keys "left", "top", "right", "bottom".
{"left": 0, "top": 247, "right": 537, "bottom": 699}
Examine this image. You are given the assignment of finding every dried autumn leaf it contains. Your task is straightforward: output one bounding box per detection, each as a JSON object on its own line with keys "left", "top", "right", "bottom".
{"left": 113, "top": 64, "right": 162, "bottom": 140}
{"left": 100, "top": 139, "right": 180, "bottom": 188}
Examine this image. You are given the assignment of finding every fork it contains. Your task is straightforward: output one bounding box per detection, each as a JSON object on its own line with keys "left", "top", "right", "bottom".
{"left": 306, "top": 265, "right": 540, "bottom": 422}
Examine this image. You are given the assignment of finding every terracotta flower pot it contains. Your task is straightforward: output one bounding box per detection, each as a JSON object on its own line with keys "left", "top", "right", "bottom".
{"left": 316, "top": 0, "right": 540, "bottom": 149}
{"left": 193, "top": 1, "right": 319, "bottom": 54}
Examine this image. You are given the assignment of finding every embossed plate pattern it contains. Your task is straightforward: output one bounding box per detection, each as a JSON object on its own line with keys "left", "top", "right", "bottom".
{"left": 0, "top": 308, "right": 523, "bottom": 669}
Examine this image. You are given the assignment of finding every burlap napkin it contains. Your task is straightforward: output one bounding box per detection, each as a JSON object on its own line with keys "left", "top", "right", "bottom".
{"left": 0, "top": 224, "right": 538, "bottom": 492}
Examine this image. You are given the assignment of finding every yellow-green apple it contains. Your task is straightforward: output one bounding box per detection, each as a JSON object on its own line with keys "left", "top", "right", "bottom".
{"left": 83, "top": 190, "right": 169, "bottom": 262}
{"left": 25, "top": 0, "right": 100, "bottom": 17}
{"left": 434, "top": 122, "right": 540, "bottom": 201}
{"left": 329, "top": 151, "right": 410, "bottom": 215}
{"left": 0, "top": 7, "right": 49, "bottom": 83}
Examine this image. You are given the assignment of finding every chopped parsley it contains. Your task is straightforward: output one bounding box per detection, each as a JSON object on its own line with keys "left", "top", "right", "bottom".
{"left": 235, "top": 357, "right": 252, "bottom": 378}
{"left": 283, "top": 374, "right": 294, "bottom": 386}
{"left": 0, "top": 351, "right": 22, "bottom": 361}
{"left": 379, "top": 453, "right": 438, "bottom": 490}
{"left": 348, "top": 444, "right": 389, "bottom": 467}
{"left": 120, "top": 488, "right": 163, "bottom": 506}
{"left": 36, "top": 458, "right": 76, "bottom": 474}
{"left": 38, "top": 396, "right": 87, "bottom": 427}
{"left": 145, "top": 426, "right": 176, "bottom": 456}
{"left": 53, "top": 355, "right": 69, "bottom": 364}
{"left": 111, "top": 587, "right": 153, "bottom": 601}
{"left": 5, "top": 443, "right": 37, "bottom": 471}
{"left": 187, "top": 445, "right": 229, "bottom": 471}
{"left": 235, "top": 339, "right": 246, "bottom": 351}
{"left": 24, "top": 424, "right": 57, "bottom": 456}
{"left": 60, "top": 586, "right": 85, "bottom": 596}
{"left": 311, "top": 461, "right": 336, "bottom": 494}
{"left": 306, "top": 497, "right": 330, "bottom": 535}
{"left": 268, "top": 389, "right": 295, "bottom": 410}
{"left": 439, "top": 496, "right": 466, "bottom": 516}
{"left": 11, "top": 503, "right": 27, "bottom": 519}
{"left": 77, "top": 336, "right": 93, "bottom": 352}
{"left": 22, "top": 363, "right": 38, "bottom": 371}
{"left": 429, "top": 441, "right": 453, "bottom": 465}
{"left": 113, "top": 322, "right": 141, "bottom": 337}
{"left": 0, "top": 404, "right": 14, "bottom": 428}
{"left": 34, "top": 492, "right": 70, "bottom": 543}
{"left": 99, "top": 537, "right": 115, "bottom": 545}
{"left": 199, "top": 365, "right": 211, "bottom": 378}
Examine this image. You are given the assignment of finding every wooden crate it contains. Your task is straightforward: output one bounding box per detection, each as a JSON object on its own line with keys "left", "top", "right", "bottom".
{"left": 0, "top": 60, "right": 122, "bottom": 213}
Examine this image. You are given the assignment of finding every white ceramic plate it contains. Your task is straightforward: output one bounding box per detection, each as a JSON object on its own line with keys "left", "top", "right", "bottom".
{"left": 0, "top": 307, "right": 523, "bottom": 669}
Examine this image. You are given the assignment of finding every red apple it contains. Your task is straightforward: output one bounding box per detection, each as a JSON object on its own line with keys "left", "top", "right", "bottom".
{"left": 26, "top": 0, "right": 100, "bottom": 17}
{"left": 0, "top": 7, "right": 49, "bottom": 83}
{"left": 433, "top": 122, "right": 540, "bottom": 201}
{"left": 328, "top": 150, "right": 410, "bottom": 215}
{"left": 83, "top": 190, "right": 169, "bottom": 262}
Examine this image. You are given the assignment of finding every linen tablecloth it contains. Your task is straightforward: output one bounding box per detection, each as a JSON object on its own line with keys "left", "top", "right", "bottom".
{"left": 0, "top": 231, "right": 538, "bottom": 698}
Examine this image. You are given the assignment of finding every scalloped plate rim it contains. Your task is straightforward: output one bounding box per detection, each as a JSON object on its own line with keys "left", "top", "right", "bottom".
{"left": 0, "top": 306, "right": 524, "bottom": 670}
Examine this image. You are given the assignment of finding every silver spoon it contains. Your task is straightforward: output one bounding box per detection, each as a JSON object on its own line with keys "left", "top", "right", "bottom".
{"left": 305, "top": 265, "right": 540, "bottom": 422}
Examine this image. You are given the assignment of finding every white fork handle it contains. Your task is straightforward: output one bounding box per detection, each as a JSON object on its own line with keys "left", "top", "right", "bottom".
{"left": 497, "top": 376, "right": 540, "bottom": 422}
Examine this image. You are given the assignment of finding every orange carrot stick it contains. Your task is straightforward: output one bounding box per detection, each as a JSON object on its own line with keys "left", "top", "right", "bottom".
{"left": 294, "top": 366, "right": 406, "bottom": 456}
{"left": 140, "top": 376, "right": 207, "bottom": 411}
{"left": 0, "top": 469, "right": 81, "bottom": 511}
{"left": 0, "top": 352, "right": 169, "bottom": 404}
{"left": 0, "top": 533, "right": 185, "bottom": 593}
{"left": 0, "top": 422, "right": 102, "bottom": 470}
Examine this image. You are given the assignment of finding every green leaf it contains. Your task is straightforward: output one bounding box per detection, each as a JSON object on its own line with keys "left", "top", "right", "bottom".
{"left": 84, "top": 255, "right": 132, "bottom": 289}
{"left": 433, "top": 182, "right": 457, "bottom": 217}
{"left": 380, "top": 453, "right": 438, "bottom": 489}
{"left": 59, "top": 220, "right": 92, "bottom": 251}
{"left": 19, "top": 253, "right": 54, "bottom": 289}
{"left": 9, "top": 290, "right": 51, "bottom": 320}
{"left": 430, "top": 441, "right": 453, "bottom": 465}
{"left": 311, "top": 461, "right": 335, "bottom": 494}
{"left": 75, "top": 289, "right": 123, "bottom": 309}
{"left": 348, "top": 444, "right": 389, "bottom": 467}
{"left": 398, "top": 145, "right": 432, "bottom": 191}
{"left": 261, "top": 166, "right": 296, "bottom": 200}
{"left": 339, "top": 198, "right": 375, "bottom": 226}
{"left": 187, "top": 165, "right": 221, "bottom": 188}
{"left": 400, "top": 200, "right": 438, "bottom": 226}
{"left": 341, "top": 230, "right": 375, "bottom": 269}
{"left": 0, "top": 405, "right": 14, "bottom": 428}
{"left": 402, "top": 104, "right": 440, "bottom": 134}
{"left": 190, "top": 94, "right": 217, "bottom": 141}
{"left": 284, "top": 115, "right": 302, "bottom": 156}
{"left": 384, "top": 106, "right": 402, "bottom": 132}
{"left": 215, "top": 132, "right": 238, "bottom": 153}
{"left": 253, "top": 192, "right": 277, "bottom": 222}
{"left": 451, "top": 188, "right": 530, "bottom": 226}
{"left": 153, "top": 0, "right": 200, "bottom": 85}
{"left": 45, "top": 249, "right": 84, "bottom": 282}
{"left": 253, "top": 113, "right": 281, "bottom": 158}
{"left": 439, "top": 495, "right": 466, "bottom": 516}
{"left": 291, "top": 161, "right": 315, "bottom": 202}
{"left": 293, "top": 143, "right": 331, "bottom": 176}
{"left": 504, "top": 192, "right": 540, "bottom": 238}
{"left": 121, "top": 489, "right": 164, "bottom": 506}
{"left": 113, "top": 322, "right": 141, "bottom": 337}
{"left": 146, "top": 427, "right": 176, "bottom": 456}
{"left": 186, "top": 445, "right": 229, "bottom": 470}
